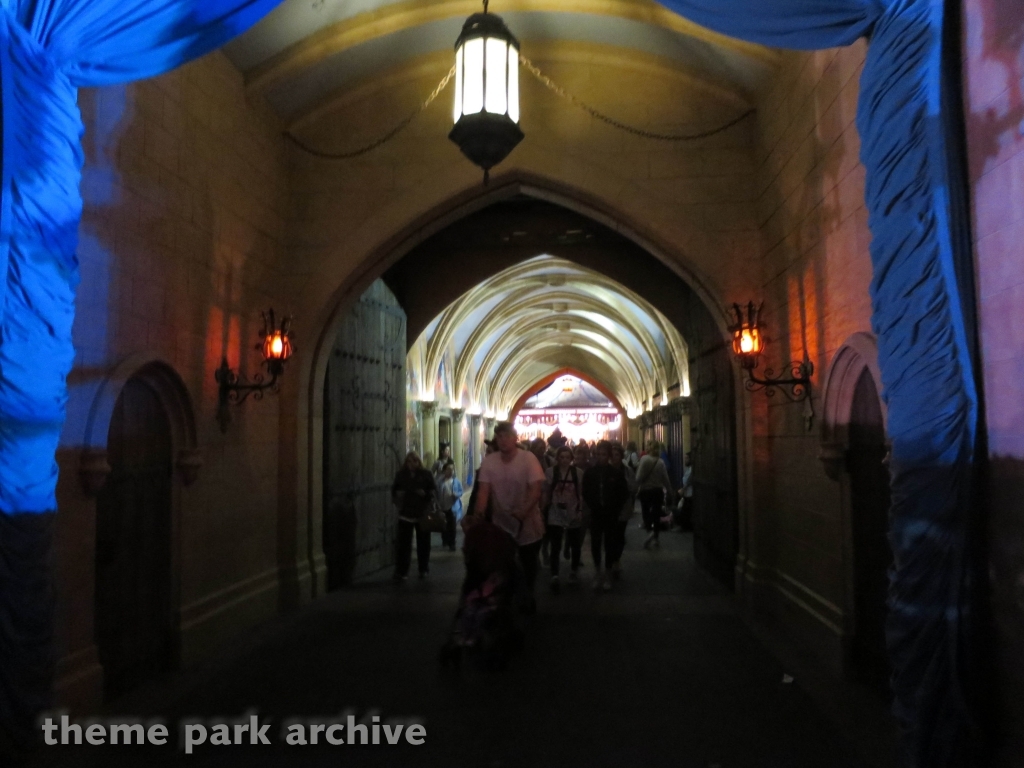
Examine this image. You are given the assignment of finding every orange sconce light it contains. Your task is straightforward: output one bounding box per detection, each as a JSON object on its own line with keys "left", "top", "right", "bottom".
{"left": 729, "top": 302, "right": 763, "bottom": 368}
{"left": 215, "top": 309, "right": 295, "bottom": 431}
{"left": 729, "top": 301, "right": 812, "bottom": 402}
{"left": 260, "top": 309, "right": 294, "bottom": 373}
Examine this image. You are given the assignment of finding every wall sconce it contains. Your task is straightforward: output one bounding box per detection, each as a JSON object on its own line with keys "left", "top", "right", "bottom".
{"left": 215, "top": 309, "right": 294, "bottom": 432}
{"left": 729, "top": 302, "right": 812, "bottom": 402}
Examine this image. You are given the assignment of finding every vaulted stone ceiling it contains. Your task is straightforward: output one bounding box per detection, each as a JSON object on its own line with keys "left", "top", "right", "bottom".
{"left": 407, "top": 255, "right": 688, "bottom": 419}
{"left": 225, "top": 0, "right": 779, "bottom": 125}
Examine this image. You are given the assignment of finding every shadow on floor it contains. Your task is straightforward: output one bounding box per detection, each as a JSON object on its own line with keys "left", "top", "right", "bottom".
{"left": 33, "top": 517, "right": 896, "bottom": 768}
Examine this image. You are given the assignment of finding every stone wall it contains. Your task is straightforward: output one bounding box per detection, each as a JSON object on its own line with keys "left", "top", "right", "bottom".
{"left": 962, "top": 0, "right": 1024, "bottom": 760}
{"left": 745, "top": 40, "right": 876, "bottom": 674}
{"left": 283, "top": 43, "right": 764, "bottom": 325}
{"left": 55, "top": 51, "right": 290, "bottom": 709}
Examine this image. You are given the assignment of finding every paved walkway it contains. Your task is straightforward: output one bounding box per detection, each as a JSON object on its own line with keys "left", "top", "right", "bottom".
{"left": 35, "top": 514, "right": 897, "bottom": 768}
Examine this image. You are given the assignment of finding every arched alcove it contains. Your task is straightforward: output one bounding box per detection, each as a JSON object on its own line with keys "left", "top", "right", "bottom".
{"left": 80, "top": 353, "right": 201, "bottom": 489}
{"left": 818, "top": 333, "right": 893, "bottom": 691}
{"left": 79, "top": 355, "right": 200, "bottom": 699}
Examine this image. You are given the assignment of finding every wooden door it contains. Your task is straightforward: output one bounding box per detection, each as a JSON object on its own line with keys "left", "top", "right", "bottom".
{"left": 323, "top": 280, "right": 407, "bottom": 587}
{"left": 95, "top": 377, "right": 173, "bottom": 700}
{"left": 847, "top": 368, "right": 893, "bottom": 694}
{"left": 690, "top": 343, "right": 739, "bottom": 587}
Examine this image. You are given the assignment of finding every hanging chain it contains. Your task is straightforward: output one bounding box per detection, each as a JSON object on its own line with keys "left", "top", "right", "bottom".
{"left": 285, "top": 56, "right": 754, "bottom": 160}
{"left": 518, "top": 54, "right": 754, "bottom": 141}
{"left": 284, "top": 65, "right": 457, "bottom": 160}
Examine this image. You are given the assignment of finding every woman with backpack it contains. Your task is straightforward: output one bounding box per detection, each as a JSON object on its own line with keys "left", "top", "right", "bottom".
{"left": 542, "top": 446, "right": 584, "bottom": 593}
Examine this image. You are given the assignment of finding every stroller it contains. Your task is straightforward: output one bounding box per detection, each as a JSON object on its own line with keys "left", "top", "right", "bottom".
{"left": 439, "top": 517, "right": 525, "bottom": 670}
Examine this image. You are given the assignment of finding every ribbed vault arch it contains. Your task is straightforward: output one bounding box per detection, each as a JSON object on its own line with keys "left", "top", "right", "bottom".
{"left": 408, "top": 254, "right": 688, "bottom": 417}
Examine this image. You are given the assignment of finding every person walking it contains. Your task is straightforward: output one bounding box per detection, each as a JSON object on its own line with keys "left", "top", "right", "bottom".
{"left": 623, "top": 441, "right": 641, "bottom": 472}
{"left": 636, "top": 440, "right": 675, "bottom": 549}
{"left": 431, "top": 442, "right": 451, "bottom": 479}
{"left": 391, "top": 451, "right": 437, "bottom": 581}
{"left": 532, "top": 437, "right": 555, "bottom": 566}
{"left": 568, "top": 442, "right": 593, "bottom": 561}
{"left": 674, "top": 452, "right": 694, "bottom": 530}
{"left": 530, "top": 438, "right": 552, "bottom": 470}
{"left": 608, "top": 442, "right": 637, "bottom": 579}
{"left": 473, "top": 422, "right": 546, "bottom": 612}
{"left": 436, "top": 459, "right": 464, "bottom": 551}
{"left": 582, "top": 441, "right": 630, "bottom": 591}
{"left": 542, "top": 446, "right": 584, "bottom": 593}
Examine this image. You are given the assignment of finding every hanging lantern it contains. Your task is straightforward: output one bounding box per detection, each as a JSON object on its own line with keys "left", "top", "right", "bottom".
{"left": 449, "top": 2, "right": 523, "bottom": 179}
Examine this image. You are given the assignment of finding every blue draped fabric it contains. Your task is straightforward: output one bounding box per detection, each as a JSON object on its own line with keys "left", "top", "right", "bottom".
{"left": 0, "top": 0, "right": 281, "bottom": 755}
{"left": 657, "top": 1, "right": 979, "bottom": 765}
{"left": 0, "top": 0, "right": 281, "bottom": 514}
{"left": 0, "top": 0, "right": 979, "bottom": 763}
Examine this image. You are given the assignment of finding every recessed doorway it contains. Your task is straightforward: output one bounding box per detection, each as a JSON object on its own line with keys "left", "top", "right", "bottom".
{"left": 847, "top": 368, "right": 893, "bottom": 694}
{"left": 94, "top": 375, "right": 173, "bottom": 701}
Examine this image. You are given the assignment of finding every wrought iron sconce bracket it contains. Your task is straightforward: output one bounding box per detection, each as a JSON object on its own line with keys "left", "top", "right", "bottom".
{"left": 214, "top": 309, "right": 294, "bottom": 432}
{"left": 728, "top": 300, "right": 813, "bottom": 403}
{"left": 741, "top": 358, "right": 814, "bottom": 402}
{"left": 215, "top": 357, "right": 284, "bottom": 432}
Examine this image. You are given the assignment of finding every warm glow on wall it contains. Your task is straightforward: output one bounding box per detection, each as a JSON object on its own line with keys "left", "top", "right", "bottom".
{"left": 729, "top": 301, "right": 812, "bottom": 402}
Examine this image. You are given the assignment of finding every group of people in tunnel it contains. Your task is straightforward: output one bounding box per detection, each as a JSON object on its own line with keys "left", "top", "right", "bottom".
{"left": 393, "top": 421, "right": 694, "bottom": 666}
{"left": 391, "top": 422, "right": 693, "bottom": 596}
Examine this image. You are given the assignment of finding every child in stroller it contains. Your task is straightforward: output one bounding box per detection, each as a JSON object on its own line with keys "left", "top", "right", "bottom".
{"left": 439, "top": 514, "right": 525, "bottom": 670}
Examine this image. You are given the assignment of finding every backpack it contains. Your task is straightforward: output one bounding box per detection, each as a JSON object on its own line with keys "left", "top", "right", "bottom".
{"left": 552, "top": 465, "right": 581, "bottom": 502}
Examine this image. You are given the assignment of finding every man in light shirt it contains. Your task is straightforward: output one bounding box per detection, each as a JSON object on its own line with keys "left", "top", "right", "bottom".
{"left": 474, "top": 421, "right": 546, "bottom": 611}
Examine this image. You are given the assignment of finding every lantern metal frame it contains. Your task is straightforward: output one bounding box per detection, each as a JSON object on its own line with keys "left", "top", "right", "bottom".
{"left": 215, "top": 309, "right": 294, "bottom": 432}
{"left": 448, "top": 1, "right": 523, "bottom": 179}
{"left": 729, "top": 301, "right": 813, "bottom": 402}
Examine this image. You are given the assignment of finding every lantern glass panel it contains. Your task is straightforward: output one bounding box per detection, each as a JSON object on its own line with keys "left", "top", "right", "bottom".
{"left": 732, "top": 328, "right": 762, "bottom": 357}
{"left": 463, "top": 38, "right": 484, "bottom": 114}
{"left": 485, "top": 37, "right": 508, "bottom": 115}
{"left": 263, "top": 331, "right": 291, "bottom": 362}
{"left": 453, "top": 46, "right": 464, "bottom": 122}
{"left": 507, "top": 43, "right": 519, "bottom": 123}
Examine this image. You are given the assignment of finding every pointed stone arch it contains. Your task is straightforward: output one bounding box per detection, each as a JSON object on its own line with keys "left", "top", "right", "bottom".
{"left": 819, "top": 332, "right": 887, "bottom": 478}
{"left": 294, "top": 174, "right": 750, "bottom": 599}
{"left": 79, "top": 353, "right": 201, "bottom": 492}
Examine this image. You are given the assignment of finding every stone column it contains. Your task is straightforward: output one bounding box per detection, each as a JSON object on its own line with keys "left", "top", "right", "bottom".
{"left": 468, "top": 415, "right": 481, "bottom": 483}
{"left": 483, "top": 417, "right": 496, "bottom": 442}
{"left": 418, "top": 401, "right": 438, "bottom": 468}
{"left": 450, "top": 408, "right": 465, "bottom": 482}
